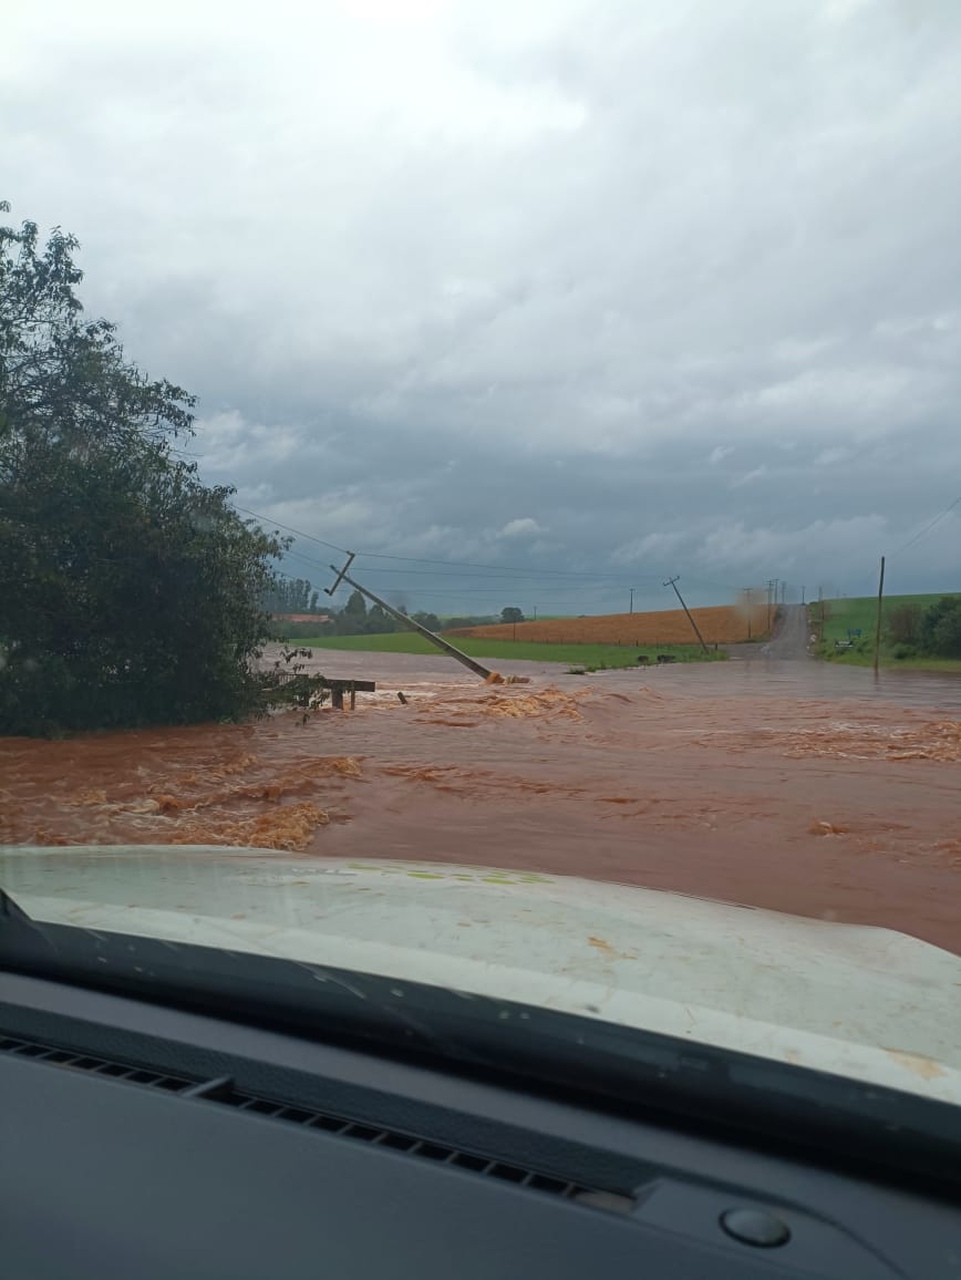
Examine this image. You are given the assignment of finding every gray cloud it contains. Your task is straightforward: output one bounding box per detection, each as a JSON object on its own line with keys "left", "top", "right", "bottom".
{"left": 5, "top": 0, "right": 961, "bottom": 614}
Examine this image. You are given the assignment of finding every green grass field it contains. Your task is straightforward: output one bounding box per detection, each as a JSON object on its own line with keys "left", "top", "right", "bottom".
{"left": 291, "top": 631, "right": 724, "bottom": 668}
{"left": 814, "top": 593, "right": 961, "bottom": 669}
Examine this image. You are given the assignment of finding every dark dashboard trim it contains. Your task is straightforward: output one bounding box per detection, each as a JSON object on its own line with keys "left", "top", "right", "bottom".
{"left": 2, "top": 897, "right": 961, "bottom": 1197}
{"left": 3, "top": 970, "right": 960, "bottom": 1279}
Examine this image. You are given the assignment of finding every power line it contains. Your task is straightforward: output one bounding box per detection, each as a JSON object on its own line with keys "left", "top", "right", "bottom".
{"left": 354, "top": 548, "right": 604, "bottom": 576}
{"left": 281, "top": 549, "right": 728, "bottom": 599}
{"left": 283, "top": 546, "right": 739, "bottom": 592}
{"left": 281, "top": 564, "right": 654, "bottom": 600}
{"left": 236, "top": 501, "right": 739, "bottom": 587}
{"left": 236, "top": 503, "right": 587, "bottom": 574}
{"left": 890, "top": 495, "right": 961, "bottom": 556}
{"left": 282, "top": 545, "right": 660, "bottom": 582}
{"left": 339, "top": 564, "right": 670, "bottom": 582}
{"left": 233, "top": 505, "right": 349, "bottom": 555}
{"left": 315, "top": 565, "right": 686, "bottom": 585}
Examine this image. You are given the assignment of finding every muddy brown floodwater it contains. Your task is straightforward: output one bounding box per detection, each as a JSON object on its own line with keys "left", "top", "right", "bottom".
{"left": 2, "top": 646, "right": 960, "bottom": 954}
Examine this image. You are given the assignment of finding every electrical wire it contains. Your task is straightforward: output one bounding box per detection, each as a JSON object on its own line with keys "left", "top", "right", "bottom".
{"left": 279, "top": 546, "right": 728, "bottom": 596}
{"left": 233, "top": 505, "right": 350, "bottom": 555}
{"left": 890, "top": 495, "right": 961, "bottom": 556}
{"left": 235, "top": 501, "right": 716, "bottom": 582}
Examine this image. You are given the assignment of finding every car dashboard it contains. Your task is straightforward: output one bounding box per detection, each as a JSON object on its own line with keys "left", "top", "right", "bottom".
{"left": 2, "top": 967, "right": 960, "bottom": 1279}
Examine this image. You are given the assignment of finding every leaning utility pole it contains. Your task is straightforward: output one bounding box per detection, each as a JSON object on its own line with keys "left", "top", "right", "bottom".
{"left": 325, "top": 553, "right": 495, "bottom": 681}
{"left": 873, "top": 555, "right": 886, "bottom": 675}
{"left": 664, "top": 576, "right": 710, "bottom": 655}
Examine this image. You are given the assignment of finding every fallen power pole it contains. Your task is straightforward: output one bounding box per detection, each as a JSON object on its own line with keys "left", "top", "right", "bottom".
{"left": 663, "top": 576, "right": 710, "bottom": 655}
{"left": 325, "top": 553, "right": 498, "bottom": 682}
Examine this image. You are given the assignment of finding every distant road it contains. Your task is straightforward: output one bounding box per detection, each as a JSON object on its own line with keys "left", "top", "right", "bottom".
{"left": 762, "top": 604, "right": 810, "bottom": 660}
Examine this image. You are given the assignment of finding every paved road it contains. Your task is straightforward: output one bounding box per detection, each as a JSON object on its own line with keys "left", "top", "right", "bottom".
{"left": 761, "top": 604, "right": 811, "bottom": 660}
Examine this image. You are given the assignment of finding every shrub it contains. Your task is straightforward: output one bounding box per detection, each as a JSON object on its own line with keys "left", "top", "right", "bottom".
{"left": 918, "top": 597, "right": 961, "bottom": 659}
{"left": 887, "top": 604, "right": 922, "bottom": 645}
{"left": 0, "top": 203, "right": 283, "bottom": 734}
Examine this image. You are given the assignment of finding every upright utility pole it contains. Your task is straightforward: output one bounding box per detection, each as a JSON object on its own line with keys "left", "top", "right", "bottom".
{"left": 744, "top": 587, "right": 753, "bottom": 640}
{"left": 629, "top": 587, "right": 634, "bottom": 614}
{"left": 325, "top": 554, "right": 495, "bottom": 681}
{"left": 664, "top": 576, "right": 710, "bottom": 655}
{"left": 873, "top": 555, "right": 886, "bottom": 675}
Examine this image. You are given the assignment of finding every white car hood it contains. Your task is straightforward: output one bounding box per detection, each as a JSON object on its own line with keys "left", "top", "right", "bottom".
{"left": 3, "top": 845, "right": 961, "bottom": 1105}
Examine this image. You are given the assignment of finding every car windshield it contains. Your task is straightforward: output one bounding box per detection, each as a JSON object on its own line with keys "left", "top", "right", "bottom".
{"left": 2, "top": 0, "right": 961, "bottom": 1105}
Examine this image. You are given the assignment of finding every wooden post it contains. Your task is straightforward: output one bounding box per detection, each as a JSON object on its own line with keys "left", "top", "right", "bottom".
{"left": 349, "top": 682, "right": 356, "bottom": 711}
{"left": 873, "top": 555, "right": 886, "bottom": 674}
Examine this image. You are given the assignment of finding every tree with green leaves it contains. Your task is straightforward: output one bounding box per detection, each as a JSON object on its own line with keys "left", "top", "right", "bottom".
{"left": 364, "top": 603, "right": 395, "bottom": 634}
{"left": 887, "top": 604, "right": 922, "bottom": 646}
{"left": 262, "top": 575, "right": 319, "bottom": 614}
{"left": 0, "top": 201, "right": 285, "bottom": 734}
{"left": 500, "top": 606, "right": 525, "bottom": 624}
{"left": 342, "top": 589, "right": 367, "bottom": 626}
{"left": 918, "top": 596, "right": 961, "bottom": 659}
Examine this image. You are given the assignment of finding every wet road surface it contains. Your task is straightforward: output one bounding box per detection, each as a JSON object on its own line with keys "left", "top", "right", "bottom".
{"left": 2, "top": 646, "right": 960, "bottom": 953}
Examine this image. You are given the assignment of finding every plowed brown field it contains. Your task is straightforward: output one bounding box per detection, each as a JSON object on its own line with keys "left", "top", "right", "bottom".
{"left": 447, "top": 604, "right": 770, "bottom": 646}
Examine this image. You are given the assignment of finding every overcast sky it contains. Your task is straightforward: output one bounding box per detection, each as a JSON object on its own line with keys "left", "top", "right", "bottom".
{"left": 5, "top": 0, "right": 960, "bottom": 614}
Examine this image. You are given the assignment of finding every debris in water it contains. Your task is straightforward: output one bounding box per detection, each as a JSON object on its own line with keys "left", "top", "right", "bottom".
{"left": 170, "top": 801, "right": 331, "bottom": 851}
{"left": 702, "top": 720, "right": 961, "bottom": 763}
{"left": 478, "top": 689, "right": 581, "bottom": 719}
{"left": 2, "top": 753, "right": 362, "bottom": 852}
{"left": 809, "top": 821, "right": 850, "bottom": 836}
{"left": 419, "top": 687, "right": 582, "bottom": 726}
{"left": 64, "top": 788, "right": 108, "bottom": 806}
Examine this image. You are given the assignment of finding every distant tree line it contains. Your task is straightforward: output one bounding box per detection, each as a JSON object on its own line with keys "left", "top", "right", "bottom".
{"left": 262, "top": 575, "right": 320, "bottom": 615}
{"left": 886, "top": 597, "right": 961, "bottom": 659}
{"left": 264, "top": 582, "right": 497, "bottom": 639}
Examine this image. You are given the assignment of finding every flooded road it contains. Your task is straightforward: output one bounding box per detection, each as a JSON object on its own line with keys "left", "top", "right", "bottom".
{"left": 2, "top": 647, "right": 960, "bottom": 954}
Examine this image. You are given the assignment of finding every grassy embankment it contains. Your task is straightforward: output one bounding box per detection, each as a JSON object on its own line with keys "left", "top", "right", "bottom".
{"left": 294, "top": 630, "right": 724, "bottom": 669}
{"left": 814, "top": 593, "right": 961, "bottom": 671}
